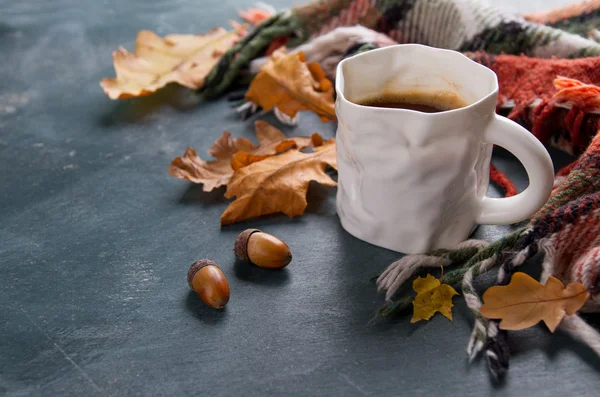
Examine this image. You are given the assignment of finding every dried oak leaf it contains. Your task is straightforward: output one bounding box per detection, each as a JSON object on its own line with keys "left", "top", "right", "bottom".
{"left": 480, "top": 272, "right": 589, "bottom": 332}
{"left": 230, "top": 127, "right": 324, "bottom": 171}
{"left": 168, "top": 121, "right": 323, "bottom": 192}
{"left": 245, "top": 48, "right": 336, "bottom": 122}
{"left": 169, "top": 148, "right": 233, "bottom": 192}
{"left": 239, "top": 8, "right": 273, "bottom": 25}
{"left": 208, "top": 130, "right": 256, "bottom": 160}
{"left": 411, "top": 274, "right": 459, "bottom": 323}
{"left": 220, "top": 140, "right": 337, "bottom": 225}
{"left": 100, "top": 28, "right": 240, "bottom": 99}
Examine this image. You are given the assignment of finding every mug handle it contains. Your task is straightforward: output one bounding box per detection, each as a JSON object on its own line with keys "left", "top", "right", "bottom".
{"left": 476, "top": 115, "right": 554, "bottom": 225}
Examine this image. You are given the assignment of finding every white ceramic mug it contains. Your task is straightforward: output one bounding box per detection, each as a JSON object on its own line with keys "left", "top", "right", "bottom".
{"left": 335, "top": 44, "right": 554, "bottom": 254}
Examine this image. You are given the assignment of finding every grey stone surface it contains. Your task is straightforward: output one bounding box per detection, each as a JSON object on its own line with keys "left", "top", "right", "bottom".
{"left": 1, "top": 0, "right": 598, "bottom": 396}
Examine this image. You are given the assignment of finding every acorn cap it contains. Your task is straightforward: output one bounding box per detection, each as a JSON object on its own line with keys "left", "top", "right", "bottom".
{"left": 187, "top": 259, "right": 218, "bottom": 289}
{"left": 234, "top": 229, "right": 261, "bottom": 262}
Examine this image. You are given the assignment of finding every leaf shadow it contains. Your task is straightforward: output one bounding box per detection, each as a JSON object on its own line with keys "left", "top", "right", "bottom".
{"left": 221, "top": 212, "right": 303, "bottom": 231}
{"left": 505, "top": 321, "right": 600, "bottom": 372}
{"left": 98, "top": 84, "right": 205, "bottom": 127}
{"left": 0, "top": 23, "right": 18, "bottom": 38}
{"left": 184, "top": 290, "right": 227, "bottom": 325}
{"left": 304, "top": 182, "right": 337, "bottom": 214}
{"left": 233, "top": 259, "right": 291, "bottom": 287}
{"left": 178, "top": 184, "right": 229, "bottom": 206}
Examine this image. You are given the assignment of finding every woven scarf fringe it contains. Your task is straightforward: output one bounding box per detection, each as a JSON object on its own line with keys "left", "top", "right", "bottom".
{"left": 560, "top": 315, "right": 600, "bottom": 356}
{"left": 485, "top": 231, "right": 539, "bottom": 379}
{"left": 377, "top": 239, "right": 489, "bottom": 301}
{"left": 540, "top": 238, "right": 600, "bottom": 358}
{"left": 463, "top": 255, "right": 499, "bottom": 361}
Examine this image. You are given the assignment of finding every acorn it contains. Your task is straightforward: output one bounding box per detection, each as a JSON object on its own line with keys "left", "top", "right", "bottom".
{"left": 187, "top": 259, "right": 230, "bottom": 309}
{"left": 234, "top": 229, "right": 292, "bottom": 269}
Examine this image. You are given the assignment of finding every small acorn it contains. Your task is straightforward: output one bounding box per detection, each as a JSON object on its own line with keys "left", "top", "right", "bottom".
{"left": 234, "top": 229, "right": 292, "bottom": 269}
{"left": 187, "top": 259, "right": 230, "bottom": 309}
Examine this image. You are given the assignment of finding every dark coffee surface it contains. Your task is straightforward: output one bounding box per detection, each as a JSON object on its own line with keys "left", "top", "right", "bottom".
{"left": 357, "top": 90, "right": 468, "bottom": 112}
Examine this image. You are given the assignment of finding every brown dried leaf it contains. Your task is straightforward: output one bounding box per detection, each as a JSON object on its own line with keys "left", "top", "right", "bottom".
{"left": 168, "top": 148, "right": 232, "bottom": 192}
{"left": 245, "top": 48, "right": 336, "bottom": 122}
{"left": 168, "top": 121, "right": 324, "bottom": 191}
{"left": 208, "top": 132, "right": 256, "bottom": 160}
{"left": 100, "top": 28, "right": 240, "bottom": 99}
{"left": 230, "top": 152, "right": 272, "bottom": 171}
{"left": 480, "top": 272, "right": 589, "bottom": 332}
{"left": 220, "top": 141, "right": 337, "bottom": 225}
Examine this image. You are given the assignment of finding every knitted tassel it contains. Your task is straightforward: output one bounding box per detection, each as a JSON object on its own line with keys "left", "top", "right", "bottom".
{"left": 540, "top": 230, "right": 600, "bottom": 357}
{"left": 489, "top": 164, "right": 517, "bottom": 197}
{"left": 485, "top": 322, "right": 510, "bottom": 381}
{"left": 462, "top": 255, "right": 498, "bottom": 361}
{"left": 377, "top": 230, "right": 525, "bottom": 318}
{"left": 560, "top": 315, "right": 600, "bottom": 356}
{"left": 377, "top": 240, "right": 488, "bottom": 301}
{"left": 485, "top": 240, "right": 539, "bottom": 379}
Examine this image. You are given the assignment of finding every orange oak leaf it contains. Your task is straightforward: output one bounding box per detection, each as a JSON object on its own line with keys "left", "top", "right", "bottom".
{"left": 246, "top": 120, "right": 315, "bottom": 155}
{"left": 245, "top": 48, "right": 336, "bottom": 122}
{"left": 208, "top": 131, "right": 256, "bottom": 160}
{"left": 231, "top": 132, "right": 326, "bottom": 171}
{"left": 168, "top": 121, "right": 323, "bottom": 191}
{"left": 239, "top": 8, "right": 273, "bottom": 25}
{"left": 169, "top": 148, "right": 232, "bottom": 192}
{"left": 230, "top": 152, "right": 272, "bottom": 172}
{"left": 480, "top": 272, "right": 589, "bottom": 332}
{"left": 100, "top": 28, "right": 240, "bottom": 99}
{"left": 220, "top": 140, "right": 337, "bottom": 225}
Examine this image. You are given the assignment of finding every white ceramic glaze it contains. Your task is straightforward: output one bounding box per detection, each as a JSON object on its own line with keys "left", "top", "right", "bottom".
{"left": 335, "top": 44, "right": 554, "bottom": 254}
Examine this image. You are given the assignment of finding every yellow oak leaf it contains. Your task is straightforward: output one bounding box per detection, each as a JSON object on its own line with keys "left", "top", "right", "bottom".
{"left": 411, "top": 274, "right": 459, "bottom": 323}
{"left": 168, "top": 121, "right": 323, "bottom": 191}
{"left": 245, "top": 48, "right": 336, "bottom": 122}
{"left": 480, "top": 272, "right": 589, "bottom": 332}
{"left": 100, "top": 28, "right": 240, "bottom": 99}
{"left": 220, "top": 140, "right": 337, "bottom": 225}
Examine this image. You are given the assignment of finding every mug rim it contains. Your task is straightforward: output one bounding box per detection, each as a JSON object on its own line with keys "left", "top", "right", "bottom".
{"left": 335, "top": 44, "right": 499, "bottom": 117}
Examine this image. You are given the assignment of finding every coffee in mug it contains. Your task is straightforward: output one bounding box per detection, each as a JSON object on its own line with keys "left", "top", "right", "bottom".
{"left": 357, "top": 90, "right": 468, "bottom": 113}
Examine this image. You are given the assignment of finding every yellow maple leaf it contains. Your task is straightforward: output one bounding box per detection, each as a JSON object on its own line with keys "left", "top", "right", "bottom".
{"left": 480, "top": 272, "right": 589, "bottom": 332}
{"left": 411, "top": 274, "right": 459, "bottom": 323}
{"left": 100, "top": 28, "right": 240, "bottom": 99}
{"left": 245, "top": 48, "right": 336, "bottom": 122}
{"left": 220, "top": 141, "right": 337, "bottom": 225}
{"left": 168, "top": 121, "right": 323, "bottom": 191}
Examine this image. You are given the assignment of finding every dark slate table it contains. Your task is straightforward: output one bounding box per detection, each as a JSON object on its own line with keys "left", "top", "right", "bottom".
{"left": 2, "top": 0, "right": 599, "bottom": 396}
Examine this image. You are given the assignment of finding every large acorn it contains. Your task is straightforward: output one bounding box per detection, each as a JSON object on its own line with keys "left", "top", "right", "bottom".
{"left": 234, "top": 229, "right": 292, "bottom": 269}
{"left": 187, "top": 259, "right": 230, "bottom": 309}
